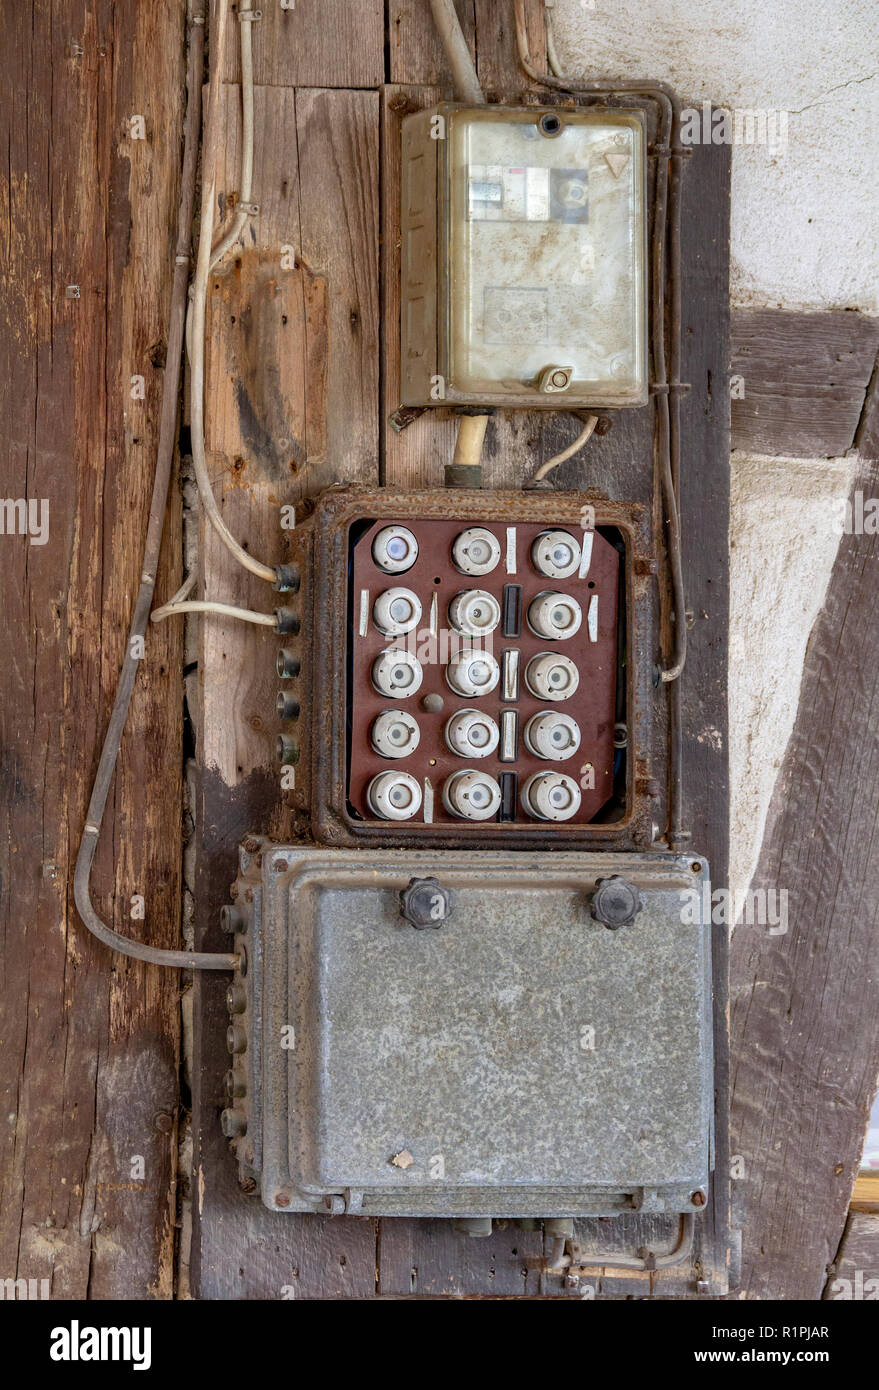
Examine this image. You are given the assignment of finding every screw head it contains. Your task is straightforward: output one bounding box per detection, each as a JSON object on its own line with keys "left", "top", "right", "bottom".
{"left": 400, "top": 877, "right": 453, "bottom": 929}
{"left": 590, "top": 876, "right": 644, "bottom": 930}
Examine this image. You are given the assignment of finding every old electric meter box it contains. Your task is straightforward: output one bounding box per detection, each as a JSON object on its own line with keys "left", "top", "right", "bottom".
{"left": 400, "top": 104, "right": 648, "bottom": 409}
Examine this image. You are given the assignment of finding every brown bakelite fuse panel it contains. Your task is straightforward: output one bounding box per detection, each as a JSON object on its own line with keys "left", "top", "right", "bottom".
{"left": 277, "top": 487, "right": 662, "bottom": 851}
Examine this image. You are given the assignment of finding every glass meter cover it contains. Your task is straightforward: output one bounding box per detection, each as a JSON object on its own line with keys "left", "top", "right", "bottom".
{"left": 401, "top": 105, "right": 648, "bottom": 409}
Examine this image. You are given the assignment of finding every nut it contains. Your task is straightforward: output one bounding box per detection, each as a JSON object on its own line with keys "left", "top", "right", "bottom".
{"left": 400, "top": 877, "right": 453, "bottom": 929}
{"left": 590, "top": 876, "right": 644, "bottom": 931}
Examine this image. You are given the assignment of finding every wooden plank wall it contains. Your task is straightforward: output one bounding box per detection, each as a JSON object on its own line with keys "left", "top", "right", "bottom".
{"left": 191, "top": 69, "right": 383, "bottom": 1298}
{"left": 0, "top": 1, "right": 187, "bottom": 1297}
{"left": 823, "top": 1212, "right": 879, "bottom": 1300}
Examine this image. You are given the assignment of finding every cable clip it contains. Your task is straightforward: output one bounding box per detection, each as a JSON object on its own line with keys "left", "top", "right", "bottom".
{"left": 238, "top": 201, "right": 260, "bottom": 216}
{"left": 649, "top": 381, "right": 691, "bottom": 396}
{"left": 238, "top": 8, "right": 262, "bottom": 20}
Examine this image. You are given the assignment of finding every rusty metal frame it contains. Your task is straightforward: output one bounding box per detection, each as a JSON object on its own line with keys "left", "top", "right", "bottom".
{"left": 291, "top": 485, "right": 664, "bottom": 851}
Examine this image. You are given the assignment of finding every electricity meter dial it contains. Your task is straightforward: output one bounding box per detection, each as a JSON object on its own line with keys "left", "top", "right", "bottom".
{"left": 442, "top": 769, "right": 502, "bottom": 821}
{"left": 452, "top": 527, "right": 502, "bottom": 576}
{"left": 527, "top": 591, "right": 582, "bottom": 641}
{"left": 372, "top": 525, "right": 419, "bottom": 574}
{"left": 524, "top": 710, "right": 581, "bottom": 761}
{"left": 371, "top": 648, "right": 424, "bottom": 699}
{"left": 367, "top": 770, "right": 423, "bottom": 821}
{"left": 373, "top": 587, "right": 422, "bottom": 637}
{"left": 521, "top": 771, "right": 582, "bottom": 822}
{"left": 444, "top": 709, "right": 500, "bottom": 759}
{"left": 531, "top": 530, "right": 582, "bottom": 579}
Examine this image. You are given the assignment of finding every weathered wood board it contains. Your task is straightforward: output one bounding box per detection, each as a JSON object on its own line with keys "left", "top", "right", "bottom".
{"left": 823, "top": 1212, "right": 879, "bottom": 1300}
{"left": 191, "top": 78, "right": 382, "bottom": 1299}
{"left": 222, "top": 1, "right": 385, "bottom": 90}
{"left": 0, "top": 0, "right": 187, "bottom": 1298}
{"left": 730, "top": 309, "right": 879, "bottom": 459}
{"left": 730, "top": 455, "right": 879, "bottom": 1299}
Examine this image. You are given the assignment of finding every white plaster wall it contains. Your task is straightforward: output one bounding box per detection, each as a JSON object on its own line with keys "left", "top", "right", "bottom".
{"left": 547, "top": 2, "right": 875, "bottom": 902}
{"left": 551, "top": 0, "right": 879, "bottom": 312}
{"left": 729, "top": 452, "right": 857, "bottom": 905}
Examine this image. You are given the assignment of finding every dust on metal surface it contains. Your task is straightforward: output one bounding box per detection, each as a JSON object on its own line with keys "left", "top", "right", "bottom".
{"left": 224, "top": 844, "right": 712, "bottom": 1220}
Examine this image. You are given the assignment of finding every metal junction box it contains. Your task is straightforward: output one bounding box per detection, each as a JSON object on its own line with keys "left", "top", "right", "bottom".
{"left": 400, "top": 104, "right": 649, "bottom": 409}
{"left": 223, "top": 846, "right": 712, "bottom": 1221}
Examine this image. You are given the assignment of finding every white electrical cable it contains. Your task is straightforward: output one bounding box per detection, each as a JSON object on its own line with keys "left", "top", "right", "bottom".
{"left": 544, "top": 0, "right": 566, "bottom": 79}
{"left": 210, "top": 0, "right": 256, "bottom": 269}
{"left": 150, "top": 600, "right": 276, "bottom": 627}
{"left": 163, "top": 570, "right": 198, "bottom": 608}
{"left": 187, "top": 0, "right": 277, "bottom": 586}
{"left": 525, "top": 414, "right": 599, "bottom": 486}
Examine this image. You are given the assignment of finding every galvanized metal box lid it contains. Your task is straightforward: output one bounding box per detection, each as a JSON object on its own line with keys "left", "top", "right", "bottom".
{"left": 253, "top": 848, "right": 712, "bottom": 1218}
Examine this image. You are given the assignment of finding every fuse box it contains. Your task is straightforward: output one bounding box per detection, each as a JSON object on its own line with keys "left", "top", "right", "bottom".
{"left": 401, "top": 104, "right": 648, "bottom": 408}
{"left": 274, "top": 487, "right": 662, "bottom": 851}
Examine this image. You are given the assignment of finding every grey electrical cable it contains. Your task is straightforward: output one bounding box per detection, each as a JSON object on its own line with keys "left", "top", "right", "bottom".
{"left": 74, "top": 7, "right": 238, "bottom": 972}
{"left": 429, "top": 0, "right": 485, "bottom": 104}
{"left": 544, "top": 1213, "right": 695, "bottom": 1276}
